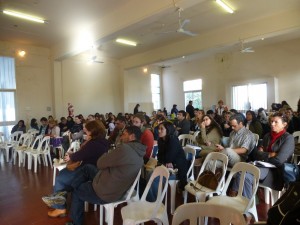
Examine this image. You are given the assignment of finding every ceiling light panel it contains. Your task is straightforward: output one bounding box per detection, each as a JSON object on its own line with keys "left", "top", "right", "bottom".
{"left": 116, "top": 39, "right": 137, "bottom": 46}
{"left": 216, "top": 0, "right": 234, "bottom": 14}
{"left": 3, "top": 10, "right": 45, "bottom": 23}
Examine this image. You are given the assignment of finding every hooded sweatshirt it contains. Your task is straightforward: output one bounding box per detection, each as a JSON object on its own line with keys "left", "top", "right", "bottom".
{"left": 92, "top": 141, "right": 146, "bottom": 202}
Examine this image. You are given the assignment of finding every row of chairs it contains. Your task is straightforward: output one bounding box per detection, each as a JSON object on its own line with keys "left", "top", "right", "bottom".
{"left": 0, "top": 131, "right": 52, "bottom": 173}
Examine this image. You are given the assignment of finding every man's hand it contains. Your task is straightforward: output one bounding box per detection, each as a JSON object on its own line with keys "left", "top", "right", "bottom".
{"left": 215, "top": 144, "right": 224, "bottom": 152}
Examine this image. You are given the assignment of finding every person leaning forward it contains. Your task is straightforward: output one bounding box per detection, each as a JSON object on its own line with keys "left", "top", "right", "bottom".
{"left": 65, "top": 126, "right": 146, "bottom": 225}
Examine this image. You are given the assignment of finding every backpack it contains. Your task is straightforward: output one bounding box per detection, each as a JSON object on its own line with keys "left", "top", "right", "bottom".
{"left": 267, "top": 182, "right": 300, "bottom": 225}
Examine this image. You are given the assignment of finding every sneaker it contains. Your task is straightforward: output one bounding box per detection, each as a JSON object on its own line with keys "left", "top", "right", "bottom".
{"left": 42, "top": 195, "right": 66, "bottom": 207}
{"left": 47, "top": 191, "right": 67, "bottom": 198}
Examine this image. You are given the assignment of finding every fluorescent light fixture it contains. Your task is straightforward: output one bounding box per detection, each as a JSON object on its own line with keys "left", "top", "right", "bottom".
{"left": 3, "top": 10, "right": 45, "bottom": 23}
{"left": 116, "top": 39, "right": 137, "bottom": 46}
{"left": 216, "top": 0, "right": 234, "bottom": 14}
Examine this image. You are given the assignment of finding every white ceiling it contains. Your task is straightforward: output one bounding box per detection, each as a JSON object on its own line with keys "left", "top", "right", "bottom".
{"left": 1, "top": 0, "right": 300, "bottom": 64}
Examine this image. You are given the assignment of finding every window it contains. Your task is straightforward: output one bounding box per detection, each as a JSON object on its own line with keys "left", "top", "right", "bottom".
{"left": 0, "top": 56, "right": 17, "bottom": 139}
{"left": 232, "top": 83, "right": 267, "bottom": 111}
{"left": 183, "top": 79, "right": 202, "bottom": 109}
{"left": 151, "top": 74, "right": 160, "bottom": 110}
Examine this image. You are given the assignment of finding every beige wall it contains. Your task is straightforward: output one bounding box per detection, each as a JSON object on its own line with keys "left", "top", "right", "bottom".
{"left": 56, "top": 58, "right": 123, "bottom": 117}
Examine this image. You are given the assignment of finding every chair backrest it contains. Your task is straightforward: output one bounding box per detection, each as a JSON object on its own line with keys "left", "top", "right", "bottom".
{"left": 293, "top": 131, "right": 300, "bottom": 143}
{"left": 192, "top": 131, "right": 200, "bottom": 145}
{"left": 27, "top": 129, "right": 39, "bottom": 136}
{"left": 123, "top": 169, "right": 141, "bottom": 202}
{"left": 183, "top": 146, "right": 196, "bottom": 181}
{"left": 221, "top": 162, "right": 260, "bottom": 212}
{"left": 0, "top": 132, "right": 4, "bottom": 144}
{"left": 36, "top": 136, "right": 51, "bottom": 152}
{"left": 17, "top": 133, "right": 28, "bottom": 146}
{"left": 68, "top": 140, "right": 81, "bottom": 152}
{"left": 253, "top": 133, "right": 259, "bottom": 146}
{"left": 10, "top": 131, "right": 24, "bottom": 143}
{"left": 29, "top": 135, "right": 43, "bottom": 150}
{"left": 140, "top": 165, "right": 169, "bottom": 217}
{"left": 199, "top": 152, "right": 229, "bottom": 191}
{"left": 172, "top": 202, "right": 247, "bottom": 225}
{"left": 150, "top": 144, "right": 158, "bottom": 158}
{"left": 21, "top": 133, "right": 34, "bottom": 147}
{"left": 178, "top": 134, "right": 194, "bottom": 146}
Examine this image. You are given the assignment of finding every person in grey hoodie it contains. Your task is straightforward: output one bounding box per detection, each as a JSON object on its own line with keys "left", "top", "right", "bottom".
{"left": 65, "top": 126, "right": 146, "bottom": 225}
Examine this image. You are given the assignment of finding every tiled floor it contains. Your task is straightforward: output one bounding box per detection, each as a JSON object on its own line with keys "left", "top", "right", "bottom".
{"left": 0, "top": 153, "right": 270, "bottom": 225}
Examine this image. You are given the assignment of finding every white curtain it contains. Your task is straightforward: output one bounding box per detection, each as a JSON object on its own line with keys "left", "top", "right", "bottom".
{"left": 232, "top": 83, "right": 267, "bottom": 112}
{"left": 0, "top": 57, "right": 16, "bottom": 140}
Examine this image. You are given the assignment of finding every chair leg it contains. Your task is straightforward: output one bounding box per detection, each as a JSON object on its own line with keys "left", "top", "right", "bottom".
{"left": 34, "top": 156, "right": 38, "bottom": 173}
{"left": 183, "top": 190, "right": 188, "bottom": 204}
{"left": 5, "top": 147, "right": 10, "bottom": 162}
{"left": 169, "top": 180, "right": 178, "bottom": 214}
{"left": 104, "top": 204, "right": 114, "bottom": 225}
{"left": 264, "top": 187, "right": 270, "bottom": 204}
{"left": 53, "top": 167, "right": 57, "bottom": 186}
{"left": 99, "top": 205, "right": 104, "bottom": 225}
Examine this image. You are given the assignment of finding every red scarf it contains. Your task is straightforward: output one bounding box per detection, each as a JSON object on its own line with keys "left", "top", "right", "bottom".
{"left": 267, "top": 129, "right": 286, "bottom": 152}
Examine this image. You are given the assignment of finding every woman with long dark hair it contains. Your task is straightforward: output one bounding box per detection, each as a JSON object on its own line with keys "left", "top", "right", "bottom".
{"left": 157, "top": 121, "right": 188, "bottom": 190}
{"left": 245, "top": 110, "right": 263, "bottom": 138}
{"left": 196, "top": 114, "right": 223, "bottom": 158}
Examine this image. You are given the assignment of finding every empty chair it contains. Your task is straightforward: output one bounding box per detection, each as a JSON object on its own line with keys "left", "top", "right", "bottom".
{"left": 172, "top": 202, "right": 247, "bottom": 225}
{"left": 0, "top": 131, "right": 23, "bottom": 162}
{"left": 121, "top": 165, "right": 170, "bottom": 225}
{"left": 13, "top": 133, "right": 34, "bottom": 167}
{"left": 206, "top": 162, "right": 260, "bottom": 222}
{"left": 184, "top": 152, "right": 228, "bottom": 204}
{"left": 169, "top": 146, "right": 196, "bottom": 214}
{"left": 27, "top": 136, "right": 51, "bottom": 173}
{"left": 178, "top": 134, "right": 194, "bottom": 147}
{"left": 23, "top": 135, "right": 43, "bottom": 169}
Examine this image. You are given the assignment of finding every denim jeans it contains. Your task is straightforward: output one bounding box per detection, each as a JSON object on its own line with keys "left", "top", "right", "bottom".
{"left": 70, "top": 181, "right": 107, "bottom": 225}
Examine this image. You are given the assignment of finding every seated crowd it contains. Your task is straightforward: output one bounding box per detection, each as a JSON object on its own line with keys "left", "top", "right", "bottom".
{"left": 7, "top": 98, "right": 300, "bottom": 225}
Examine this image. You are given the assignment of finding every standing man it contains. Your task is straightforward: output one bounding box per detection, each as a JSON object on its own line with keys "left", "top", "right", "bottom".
{"left": 186, "top": 100, "right": 195, "bottom": 119}
{"left": 65, "top": 126, "right": 146, "bottom": 225}
{"left": 215, "top": 113, "right": 256, "bottom": 167}
{"left": 170, "top": 104, "right": 178, "bottom": 116}
{"left": 176, "top": 110, "right": 190, "bottom": 135}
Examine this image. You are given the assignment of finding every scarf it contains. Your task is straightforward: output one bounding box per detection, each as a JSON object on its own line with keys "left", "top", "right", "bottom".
{"left": 267, "top": 129, "right": 286, "bottom": 152}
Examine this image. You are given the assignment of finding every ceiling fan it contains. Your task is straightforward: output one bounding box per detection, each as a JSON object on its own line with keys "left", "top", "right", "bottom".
{"left": 240, "top": 40, "right": 255, "bottom": 53}
{"left": 161, "top": 8, "right": 197, "bottom": 36}
{"left": 89, "top": 56, "right": 104, "bottom": 64}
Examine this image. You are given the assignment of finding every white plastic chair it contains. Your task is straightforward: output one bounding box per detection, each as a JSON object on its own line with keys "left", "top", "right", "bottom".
{"left": 258, "top": 183, "right": 281, "bottom": 205}
{"left": 184, "top": 152, "right": 229, "bottom": 204}
{"left": 27, "top": 129, "right": 39, "bottom": 136}
{"left": 27, "top": 136, "right": 51, "bottom": 173}
{"left": 178, "top": 134, "right": 194, "bottom": 147}
{"left": 52, "top": 140, "right": 81, "bottom": 186}
{"left": 169, "top": 146, "right": 196, "bottom": 214}
{"left": 253, "top": 133, "right": 260, "bottom": 146}
{"left": 13, "top": 133, "right": 34, "bottom": 167}
{"left": 206, "top": 162, "right": 260, "bottom": 222}
{"left": 0, "top": 131, "right": 23, "bottom": 162}
{"left": 121, "top": 165, "right": 170, "bottom": 225}
{"left": 97, "top": 169, "right": 141, "bottom": 225}
{"left": 293, "top": 131, "right": 300, "bottom": 164}
{"left": 172, "top": 202, "right": 247, "bottom": 225}
{"left": 23, "top": 135, "right": 43, "bottom": 169}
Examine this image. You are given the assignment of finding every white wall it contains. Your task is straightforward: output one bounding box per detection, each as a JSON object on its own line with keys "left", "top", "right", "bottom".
{"left": 0, "top": 41, "right": 52, "bottom": 126}
{"left": 160, "top": 38, "right": 300, "bottom": 112}
{"left": 57, "top": 58, "right": 123, "bottom": 117}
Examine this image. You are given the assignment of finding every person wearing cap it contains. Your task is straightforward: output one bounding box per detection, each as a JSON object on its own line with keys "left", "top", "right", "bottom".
{"left": 171, "top": 104, "right": 178, "bottom": 116}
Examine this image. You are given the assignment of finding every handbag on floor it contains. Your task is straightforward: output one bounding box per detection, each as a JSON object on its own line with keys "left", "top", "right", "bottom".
{"left": 282, "top": 163, "right": 300, "bottom": 186}
{"left": 267, "top": 182, "right": 300, "bottom": 225}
